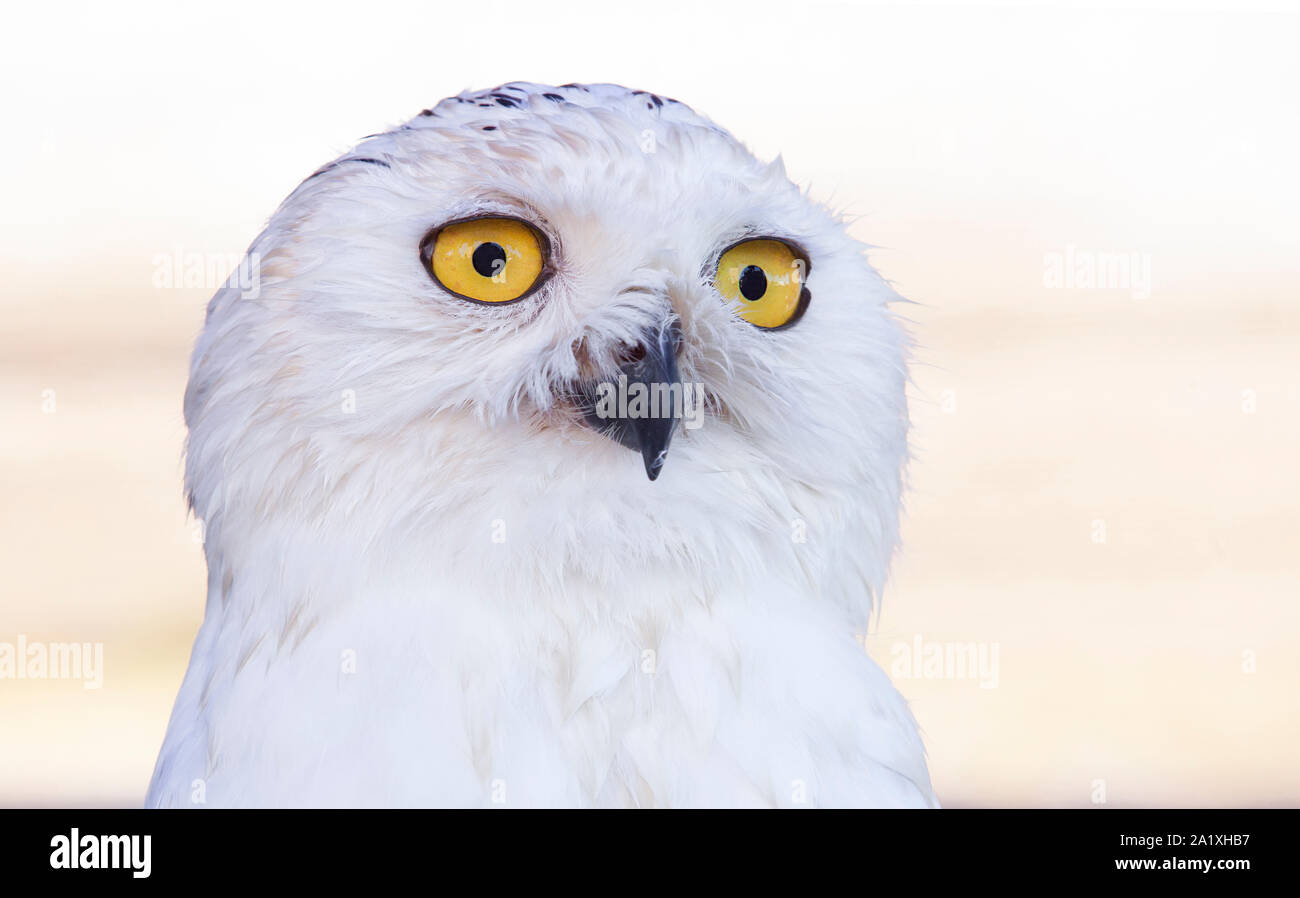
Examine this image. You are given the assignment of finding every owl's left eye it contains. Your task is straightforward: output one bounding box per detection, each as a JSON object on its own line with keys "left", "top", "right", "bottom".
{"left": 713, "top": 238, "right": 810, "bottom": 329}
{"left": 421, "top": 216, "right": 549, "bottom": 304}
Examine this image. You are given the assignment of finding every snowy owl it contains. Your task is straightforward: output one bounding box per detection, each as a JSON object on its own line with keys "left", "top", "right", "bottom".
{"left": 147, "top": 82, "right": 936, "bottom": 808}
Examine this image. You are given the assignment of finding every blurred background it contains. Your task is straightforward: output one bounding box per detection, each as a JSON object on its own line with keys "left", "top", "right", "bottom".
{"left": 1, "top": 0, "right": 1296, "bottom": 807}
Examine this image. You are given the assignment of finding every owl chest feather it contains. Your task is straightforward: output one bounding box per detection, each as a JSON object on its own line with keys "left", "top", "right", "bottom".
{"left": 147, "top": 553, "right": 935, "bottom": 808}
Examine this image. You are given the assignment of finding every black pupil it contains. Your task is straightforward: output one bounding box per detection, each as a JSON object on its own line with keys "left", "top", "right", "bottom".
{"left": 472, "top": 242, "right": 507, "bottom": 278}
{"left": 738, "top": 265, "right": 767, "bottom": 301}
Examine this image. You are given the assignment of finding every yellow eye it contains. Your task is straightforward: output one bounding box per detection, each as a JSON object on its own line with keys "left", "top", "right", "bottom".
{"left": 714, "top": 238, "right": 809, "bottom": 329}
{"left": 422, "top": 217, "right": 548, "bottom": 304}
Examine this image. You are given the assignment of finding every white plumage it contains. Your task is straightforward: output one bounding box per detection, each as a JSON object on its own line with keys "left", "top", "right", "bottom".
{"left": 147, "top": 82, "right": 936, "bottom": 808}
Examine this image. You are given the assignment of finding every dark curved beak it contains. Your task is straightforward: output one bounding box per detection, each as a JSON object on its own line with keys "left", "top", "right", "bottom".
{"left": 574, "top": 319, "right": 683, "bottom": 481}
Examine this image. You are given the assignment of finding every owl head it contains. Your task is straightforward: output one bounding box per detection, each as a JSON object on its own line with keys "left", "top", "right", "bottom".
{"left": 185, "top": 83, "right": 909, "bottom": 618}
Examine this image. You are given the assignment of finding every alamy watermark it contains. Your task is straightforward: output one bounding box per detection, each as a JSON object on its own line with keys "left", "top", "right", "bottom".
{"left": 0, "top": 634, "right": 103, "bottom": 689}
{"left": 50, "top": 828, "right": 150, "bottom": 878}
{"left": 593, "top": 375, "right": 706, "bottom": 431}
{"left": 1043, "top": 245, "right": 1151, "bottom": 299}
{"left": 858, "top": 634, "right": 1000, "bottom": 689}
{"left": 152, "top": 248, "right": 261, "bottom": 298}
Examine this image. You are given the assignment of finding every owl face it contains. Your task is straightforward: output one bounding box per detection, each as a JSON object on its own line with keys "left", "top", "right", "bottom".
{"left": 187, "top": 83, "right": 907, "bottom": 603}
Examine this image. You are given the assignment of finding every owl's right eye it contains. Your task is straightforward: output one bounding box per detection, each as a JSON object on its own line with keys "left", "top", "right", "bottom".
{"left": 713, "top": 237, "right": 810, "bottom": 329}
{"left": 420, "top": 216, "right": 549, "bottom": 304}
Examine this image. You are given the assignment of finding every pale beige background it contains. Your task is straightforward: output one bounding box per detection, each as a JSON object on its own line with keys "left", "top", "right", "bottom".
{"left": 1, "top": 0, "right": 1296, "bottom": 806}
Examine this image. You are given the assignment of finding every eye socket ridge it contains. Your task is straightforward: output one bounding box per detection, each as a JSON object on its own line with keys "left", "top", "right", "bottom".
{"left": 419, "top": 214, "right": 554, "bottom": 305}
{"left": 712, "top": 235, "right": 813, "bottom": 275}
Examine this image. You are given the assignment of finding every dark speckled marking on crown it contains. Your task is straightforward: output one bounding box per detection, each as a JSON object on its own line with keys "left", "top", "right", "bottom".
{"left": 397, "top": 82, "right": 718, "bottom": 139}
{"left": 311, "top": 83, "right": 723, "bottom": 191}
{"left": 630, "top": 90, "right": 666, "bottom": 110}
{"left": 303, "top": 156, "right": 392, "bottom": 182}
